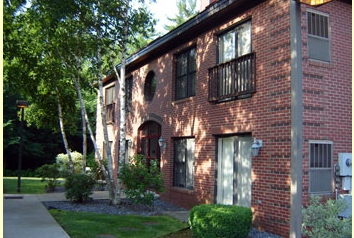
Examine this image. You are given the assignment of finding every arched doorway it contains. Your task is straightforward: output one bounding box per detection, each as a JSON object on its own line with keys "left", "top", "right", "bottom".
{"left": 138, "top": 121, "right": 161, "bottom": 168}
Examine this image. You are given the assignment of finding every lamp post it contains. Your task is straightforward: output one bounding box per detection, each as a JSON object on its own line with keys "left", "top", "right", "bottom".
{"left": 16, "top": 100, "right": 28, "bottom": 193}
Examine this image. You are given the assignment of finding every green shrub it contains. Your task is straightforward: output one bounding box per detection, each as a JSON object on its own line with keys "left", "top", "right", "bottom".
{"left": 120, "top": 154, "right": 165, "bottom": 205}
{"left": 189, "top": 204, "right": 252, "bottom": 238}
{"left": 302, "top": 196, "right": 352, "bottom": 238}
{"left": 35, "top": 163, "right": 61, "bottom": 191}
{"left": 56, "top": 151, "right": 83, "bottom": 175}
{"left": 64, "top": 173, "right": 95, "bottom": 203}
{"left": 4, "top": 169, "right": 37, "bottom": 177}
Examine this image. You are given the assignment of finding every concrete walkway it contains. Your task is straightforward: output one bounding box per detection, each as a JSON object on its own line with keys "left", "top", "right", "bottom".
{"left": 4, "top": 194, "right": 70, "bottom": 238}
{"left": 3, "top": 191, "right": 189, "bottom": 238}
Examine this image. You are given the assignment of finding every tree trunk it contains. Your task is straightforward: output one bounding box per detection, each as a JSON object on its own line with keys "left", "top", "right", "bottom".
{"left": 114, "top": 0, "right": 130, "bottom": 205}
{"left": 96, "top": 24, "right": 116, "bottom": 204}
{"left": 55, "top": 86, "right": 74, "bottom": 173}
{"left": 73, "top": 73, "right": 111, "bottom": 192}
{"left": 73, "top": 75, "right": 87, "bottom": 174}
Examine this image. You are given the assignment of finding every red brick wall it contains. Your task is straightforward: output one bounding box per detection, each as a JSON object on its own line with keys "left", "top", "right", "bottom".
{"left": 98, "top": 0, "right": 351, "bottom": 237}
{"left": 301, "top": 1, "right": 352, "bottom": 204}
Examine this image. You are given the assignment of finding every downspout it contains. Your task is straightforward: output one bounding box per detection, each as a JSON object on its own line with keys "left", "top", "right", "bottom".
{"left": 290, "top": 0, "right": 303, "bottom": 237}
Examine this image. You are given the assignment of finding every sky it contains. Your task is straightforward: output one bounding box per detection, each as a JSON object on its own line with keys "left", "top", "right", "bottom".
{"left": 148, "top": 0, "right": 179, "bottom": 34}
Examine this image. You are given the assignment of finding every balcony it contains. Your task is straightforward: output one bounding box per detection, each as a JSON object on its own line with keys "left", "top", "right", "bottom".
{"left": 105, "top": 103, "right": 115, "bottom": 123}
{"left": 208, "top": 52, "right": 256, "bottom": 102}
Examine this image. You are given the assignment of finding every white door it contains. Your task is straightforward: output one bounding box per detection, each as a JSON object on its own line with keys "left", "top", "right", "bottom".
{"left": 217, "top": 136, "right": 252, "bottom": 207}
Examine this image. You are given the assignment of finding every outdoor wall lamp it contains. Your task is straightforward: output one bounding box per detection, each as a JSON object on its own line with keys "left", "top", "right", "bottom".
{"left": 299, "top": 0, "right": 331, "bottom": 6}
{"left": 251, "top": 138, "right": 263, "bottom": 157}
{"left": 127, "top": 139, "right": 133, "bottom": 148}
{"left": 158, "top": 136, "right": 166, "bottom": 149}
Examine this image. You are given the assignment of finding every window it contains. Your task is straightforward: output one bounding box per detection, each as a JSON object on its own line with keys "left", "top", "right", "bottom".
{"left": 105, "top": 86, "right": 115, "bottom": 123}
{"left": 144, "top": 71, "right": 157, "bottom": 102}
{"left": 125, "top": 77, "right": 133, "bottom": 112}
{"left": 209, "top": 20, "right": 255, "bottom": 102}
{"left": 218, "top": 21, "right": 251, "bottom": 64}
{"left": 175, "top": 47, "right": 196, "bottom": 100}
{"left": 174, "top": 138, "right": 195, "bottom": 189}
{"left": 309, "top": 141, "right": 333, "bottom": 194}
{"left": 307, "top": 10, "right": 330, "bottom": 62}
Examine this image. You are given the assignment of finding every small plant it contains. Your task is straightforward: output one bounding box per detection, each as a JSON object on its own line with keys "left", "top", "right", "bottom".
{"left": 189, "top": 204, "right": 252, "bottom": 238}
{"left": 64, "top": 173, "right": 96, "bottom": 203}
{"left": 120, "top": 154, "right": 165, "bottom": 206}
{"left": 35, "top": 163, "right": 61, "bottom": 191}
{"left": 302, "top": 196, "right": 352, "bottom": 238}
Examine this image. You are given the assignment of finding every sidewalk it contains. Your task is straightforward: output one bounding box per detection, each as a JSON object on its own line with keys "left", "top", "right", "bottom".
{"left": 3, "top": 194, "right": 70, "bottom": 238}
{"left": 3, "top": 191, "right": 189, "bottom": 238}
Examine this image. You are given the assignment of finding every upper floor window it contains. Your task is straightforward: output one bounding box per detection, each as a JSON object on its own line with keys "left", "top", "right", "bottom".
{"left": 175, "top": 47, "right": 196, "bottom": 100}
{"left": 105, "top": 85, "right": 115, "bottom": 123}
{"left": 218, "top": 21, "right": 251, "bottom": 64}
{"left": 309, "top": 141, "right": 332, "bottom": 194}
{"left": 209, "top": 20, "right": 255, "bottom": 103}
{"left": 174, "top": 137, "right": 195, "bottom": 189}
{"left": 307, "top": 10, "right": 330, "bottom": 62}
{"left": 125, "top": 77, "right": 133, "bottom": 112}
{"left": 144, "top": 71, "right": 157, "bottom": 102}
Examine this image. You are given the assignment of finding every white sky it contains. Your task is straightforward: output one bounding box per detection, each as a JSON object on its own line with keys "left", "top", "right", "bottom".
{"left": 148, "top": 0, "right": 179, "bottom": 35}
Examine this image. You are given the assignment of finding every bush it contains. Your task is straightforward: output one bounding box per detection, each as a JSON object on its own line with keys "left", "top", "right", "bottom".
{"left": 35, "top": 163, "right": 61, "bottom": 191}
{"left": 302, "top": 196, "right": 352, "bottom": 238}
{"left": 120, "top": 154, "right": 165, "bottom": 205}
{"left": 189, "top": 204, "right": 252, "bottom": 238}
{"left": 4, "top": 169, "right": 37, "bottom": 177}
{"left": 64, "top": 174, "right": 96, "bottom": 203}
{"left": 56, "top": 151, "right": 83, "bottom": 175}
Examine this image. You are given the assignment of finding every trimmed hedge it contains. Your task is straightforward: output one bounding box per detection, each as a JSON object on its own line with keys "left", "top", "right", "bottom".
{"left": 189, "top": 204, "right": 252, "bottom": 238}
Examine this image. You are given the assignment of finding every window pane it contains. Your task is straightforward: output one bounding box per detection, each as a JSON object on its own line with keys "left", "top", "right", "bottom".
{"left": 219, "top": 31, "right": 235, "bottom": 63}
{"left": 174, "top": 138, "right": 194, "bottom": 189}
{"left": 175, "top": 47, "right": 196, "bottom": 100}
{"left": 236, "top": 21, "right": 251, "bottom": 57}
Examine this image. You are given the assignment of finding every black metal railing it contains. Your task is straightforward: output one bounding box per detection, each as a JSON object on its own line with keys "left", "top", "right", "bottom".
{"left": 208, "top": 52, "right": 256, "bottom": 102}
{"left": 105, "top": 103, "right": 115, "bottom": 123}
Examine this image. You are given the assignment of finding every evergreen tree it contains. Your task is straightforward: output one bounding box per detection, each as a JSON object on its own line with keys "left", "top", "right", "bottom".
{"left": 164, "top": 0, "right": 199, "bottom": 31}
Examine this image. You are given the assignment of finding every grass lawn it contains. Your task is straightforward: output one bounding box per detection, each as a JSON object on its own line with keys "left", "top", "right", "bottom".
{"left": 50, "top": 209, "right": 189, "bottom": 238}
{"left": 3, "top": 177, "right": 63, "bottom": 194}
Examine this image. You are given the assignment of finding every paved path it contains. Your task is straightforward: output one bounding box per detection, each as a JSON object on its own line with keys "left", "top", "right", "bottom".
{"left": 3, "top": 191, "right": 189, "bottom": 238}
{"left": 4, "top": 194, "right": 70, "bottom": 238}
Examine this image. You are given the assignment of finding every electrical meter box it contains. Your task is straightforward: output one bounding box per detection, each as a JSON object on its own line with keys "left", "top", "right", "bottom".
{"left": 338, "top": 153, "right": 352, "bottom": 176}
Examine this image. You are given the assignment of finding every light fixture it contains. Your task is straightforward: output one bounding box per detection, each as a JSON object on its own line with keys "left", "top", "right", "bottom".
{"left": 251, "top": 138, "right": 263, "bottom": 157}
{"left": 299, "top": 0, "right": 332, "bottom": 6}
{"left": 127, "top": 139, "right": 133, "bottom": 148}
{"left": 158, "top": 136, "right": 166, "bottom": 149}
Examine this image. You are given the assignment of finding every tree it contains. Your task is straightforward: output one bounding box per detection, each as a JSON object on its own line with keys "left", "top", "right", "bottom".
{"left": 4, "top": 0, "right": 157, "bottom": 205}
{"left": 164, "top": 0, "right": 198, "bottom": 31}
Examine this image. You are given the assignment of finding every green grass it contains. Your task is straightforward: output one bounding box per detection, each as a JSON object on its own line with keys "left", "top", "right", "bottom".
{"left": 3, "top": 177, "right": 63, "bottom": 194}
{"left": 49, "top": 209, "right": 189, "bottom": 238}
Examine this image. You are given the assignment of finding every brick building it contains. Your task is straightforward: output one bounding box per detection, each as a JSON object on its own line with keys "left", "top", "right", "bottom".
{"left": 96, "top": 0, "right": 352, "bottom": 236}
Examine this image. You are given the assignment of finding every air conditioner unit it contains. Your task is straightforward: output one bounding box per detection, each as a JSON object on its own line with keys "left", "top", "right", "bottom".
{"left": 338, "top": 194, "right": 352, "bottom": 218}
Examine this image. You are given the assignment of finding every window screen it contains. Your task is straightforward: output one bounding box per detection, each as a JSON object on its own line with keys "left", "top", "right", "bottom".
{"left": 309, "top": 141, "right": 332, "bottom": 194}
{"left": 307, "top": 11, "right": 330, "bottom": 62}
